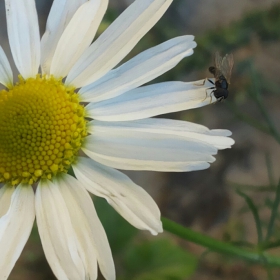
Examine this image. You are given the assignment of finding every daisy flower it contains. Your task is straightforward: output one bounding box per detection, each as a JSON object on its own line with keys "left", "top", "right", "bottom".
{"left": 0, "top": 0, "right": 234, "bottom": 279}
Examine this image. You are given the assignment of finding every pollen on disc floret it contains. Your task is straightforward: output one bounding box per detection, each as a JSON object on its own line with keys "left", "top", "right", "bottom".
{"left": 0, "top": 75, "right": 87, "bottom": 185}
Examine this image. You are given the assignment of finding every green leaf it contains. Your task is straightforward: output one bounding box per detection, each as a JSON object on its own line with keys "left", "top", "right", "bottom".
{"left": 120, "top": 239, "right": 197, "bottom": 280}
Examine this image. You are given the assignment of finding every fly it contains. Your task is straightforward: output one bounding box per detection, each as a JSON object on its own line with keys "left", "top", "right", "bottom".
{"left": 208, "top": 52, "right": 234, "bottom": 102}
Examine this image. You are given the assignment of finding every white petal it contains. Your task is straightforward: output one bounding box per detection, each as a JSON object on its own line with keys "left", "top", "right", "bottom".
{"left": 5, "top": 0, "right": 40, "bottom": 78}
{"left": 0, "top": 185, "right": 35, "bottom": 280}
{"left": 41, "top": 0, "right": 87, "bottom": 74}
{"left": 0, "top": 185, "right": 14, "bottom": 217}
{"left": 73, "top": 157, "right": 162, "bottom": 235}
{"left": 0, "top": 47, "right": 13, "bottom": 87}
{"left": 51, "top": 0, "right": 108, "bottom": 78}
{"left": 82, "top": 129, "right": 217, "bottom": 172}
{"left": 36, "top": 178, "right": 115, "bottom": 280}
{"left": 86, "top": 154, "right": 211, "bottom": 172}
{"left": 86, "top": 79, "right": 216, "bottom": 121}
{"left": 57, "top": 174, "right": 115, "bottom": 280}
{"left": 209, "top": 129, "right": 232, "bottom": 137}
{"left": 66, "top": 0, "right": 173, "bottom": 88}
{"left": 36, "top": 180, "right": 89, "bottom": 280}
{"left": 88, "top": 119, "right": 235, "bottom": 150}
{"left": 79, "top": 35, "right": 196, "bottom": 102}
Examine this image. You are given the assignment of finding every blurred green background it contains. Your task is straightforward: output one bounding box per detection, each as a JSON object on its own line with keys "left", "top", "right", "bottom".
{"left": 2, "top": 0, "right": 280, "bottom": 279}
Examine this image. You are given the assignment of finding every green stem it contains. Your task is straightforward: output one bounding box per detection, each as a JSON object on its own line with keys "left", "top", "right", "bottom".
{"left": 267, "top": 268, "right": 274, "bottom": 280}
{"left": 162, "top": 217, "right": 280, "bottom": 267}
{"left": 236, "top": 190, "right": 263, "bottom": 243}
{"left": 250, "top": 65, "right": 280, "bottom": 144}
{"left": 265, "top": 153, "right": 275, "bottom": 187}
{"left": 266, "top": 180, "right": 280, "bottom": 241}
{"left": 229, "top": 181, "right": 276, "bottom": 192}
{"left": 261, "top": 240, "right": 280, "bottom": 250}
{"left": 255, "top": 95, "right": 280, "bottom": 144}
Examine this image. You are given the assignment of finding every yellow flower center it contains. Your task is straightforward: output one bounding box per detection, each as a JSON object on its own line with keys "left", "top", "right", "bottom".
{"left": 0, "top": 75, "right": 87, "bottom": 185}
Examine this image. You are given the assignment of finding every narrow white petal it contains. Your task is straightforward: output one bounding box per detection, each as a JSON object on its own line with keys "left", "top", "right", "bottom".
{"left": 41, "top": 0, "right": 87, "bottom": 74}
{"left": 57, "top": 174, "right": 115, "bottom": 280}
{"left": 0, "top": 185, "right": 35, "bottom": 280}
{"left": 86, "top": 79, "right": 216, "bottom": 121}
{"left": 51, "top": 0, "right": 108, "bottom": 78}
{"left": 5, "top": 0, "right": 40, "bottom": 78}
{"left": 79, "top": 36, "right": 196, "bottom": 102}
{"left": 73, "top": 157, "right": 162, "bottom": 235}
{"left": 66, "top": 0, "right": 173, "bottom": 88}
{"left": 36, "top": 178, "right": 115, "bottom": 280}
{"left": 0, "top": 185, "right": 14, "bottom": 217}
{"left": 85, "top": 153, "right": 211, "bottom": 172}
{"left": 209, "top": 129, "right": 232, "bottom": 137}
{"left": 0, "top": 47, "right": 13, "bottom": 87}
{"left": 88, "top": 119, "right": 235, "bottom": 150}
{"left": 36, "top": 180, "right": 88, "bottom": 280}
{"left": 82, "top": 129, "right": 217, "bottom": 172}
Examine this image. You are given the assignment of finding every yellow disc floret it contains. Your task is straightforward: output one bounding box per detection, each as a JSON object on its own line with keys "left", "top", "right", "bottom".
{"left": 0, "top": 75, "right": 87, "bottom": 185}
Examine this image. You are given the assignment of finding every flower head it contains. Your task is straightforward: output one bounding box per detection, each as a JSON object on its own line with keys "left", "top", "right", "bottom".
{"left": 0, "top": 0, "right": 234, "bottom": 279}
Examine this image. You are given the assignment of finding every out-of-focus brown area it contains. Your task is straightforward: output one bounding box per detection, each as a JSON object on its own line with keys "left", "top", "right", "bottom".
{"left": 2, "top": 0, "right": 280, "bottom": 279}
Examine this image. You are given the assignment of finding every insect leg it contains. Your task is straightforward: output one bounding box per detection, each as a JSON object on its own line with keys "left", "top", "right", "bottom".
{"left": 212, "top": 95, "right": 225, "bottom": 104}
{"left": 203, "top": 79, "right": 216, "bottom": 102}
{"left": 202, "top": 86, "right": 215, "bottom": 102}
{"left": 209, "top": 88, "right": 218, "bottom": 104}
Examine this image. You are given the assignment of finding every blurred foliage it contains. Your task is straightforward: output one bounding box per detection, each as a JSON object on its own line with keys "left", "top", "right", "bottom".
{"left": 120, "top": 239, "right": 197, "bottom": 280}
{"left": 94, "top": 197, "right": 198, "bottom": 280}
{"left": 183, "top": 3, "right": 280, "bottom": 73}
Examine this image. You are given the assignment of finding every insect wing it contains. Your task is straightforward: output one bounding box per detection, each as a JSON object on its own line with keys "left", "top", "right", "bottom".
{"left": 213, "top": 52, "right": 223, "bottom": 78}
{"left": 215, "top": 52, "right": 223, "bottom": 69}
{"left": 220, "top": 53, "right": 234, "bottom": 84}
